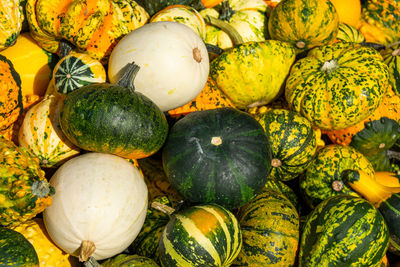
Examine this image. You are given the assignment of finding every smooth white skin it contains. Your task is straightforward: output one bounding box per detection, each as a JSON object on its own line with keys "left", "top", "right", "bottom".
{"left": 108, "top": 21, "right": 210, "bottom": 111}
{"left": 43, "top": 153, "right": 148, "bottom": 260}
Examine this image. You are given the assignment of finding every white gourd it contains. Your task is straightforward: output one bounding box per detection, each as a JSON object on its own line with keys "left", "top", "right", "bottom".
{"left": 107, "top": 21, "right": 210, "bottom": 112}
{"left": 43, "top": 152, "right": 148, "bottom": 261}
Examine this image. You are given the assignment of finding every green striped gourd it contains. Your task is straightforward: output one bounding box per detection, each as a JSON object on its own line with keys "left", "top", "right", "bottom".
{"left": 300, "top": 144, "right": 375, "bottom": 208}
{"left": 0, "top": 136, "right": 54, "bottom": 227}
{"left": 18, "top": 95, "right": 80, "bottom": 168}
{"left": 158, "top": 203, "right": 242, "bottom": 267}
{"left": 264, "top": 179, "right": 299, "bottom": 211}
{"left": 268, "top": 0, "right": 339, "bottom": 51}
{"left": 299, "top": 194, "right": 389, "bottom": 266}
{"left": 51, "top": 52, "right": 106, "bottom": 95}
{"left": 0, "top": 0, "right": 23, "bottom": 51}
{"left": 150, "top": 5, "right": 206, "bottom": 39}
{"left": 342, "top": 169, "right": 400, "bottom": 255}
{"left": 102, "top": 254, "right": 159, "bottom": 266}
{"left": 162, "top": 107, "right": 272, "bottom": 210}
{"left": 233, "top": 188, "right": 299, "bottom": 266}
{"left": 210, "top": 40, "right": 296, "bottom": 109}
{"left": 381, "top": 44, "right": 400, "bottom": 96}
{"left": 0, "top": 227, "right": 39, "bottom": 266}
{"left": 285, "top": 41, "right": 389, "bottom": 130}
{"left": 253, "top": 109, "right": 318, "bottom": 181}
{"left": 336, "top": 23, "right": 365, "bottom": 43}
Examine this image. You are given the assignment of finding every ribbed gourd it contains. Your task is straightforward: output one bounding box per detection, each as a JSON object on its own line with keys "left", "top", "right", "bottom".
{"left": 285, "top": 41, "right": 389, "bottom": 130}
{"left": 0, "top": 136, "right": 54, "bottom": 227}
{"left": 381, "top": 44, "right": 400, "bottom": 96}
{"left": 336, "top": 23, "right": 365, "bottom": 43}
{"left": 18, "top": 95, "right": 81, "bottom": 168}
{"left": 253, "top": 108, "right": 318, "bottom": 182}
{"left": 102, "top": 254, "right": 159, "bottom": 267}
{"left": 0, "top": 0, "right": 23, "bottom": 51}
{"left": 0, "top": 54, "right": 22, "bottom": 140}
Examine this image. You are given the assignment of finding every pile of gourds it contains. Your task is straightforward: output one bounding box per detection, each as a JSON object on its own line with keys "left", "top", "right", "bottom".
{"left": 1, "top": 0, "right": 400, "bottom": 266}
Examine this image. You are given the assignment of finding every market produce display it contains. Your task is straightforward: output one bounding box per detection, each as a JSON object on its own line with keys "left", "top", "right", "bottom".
{"left": 2, "top": 0, "right": 400, "bottom": 266}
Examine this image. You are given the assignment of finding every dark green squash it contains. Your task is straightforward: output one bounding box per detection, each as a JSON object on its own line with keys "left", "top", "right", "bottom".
{"left": 233, "top": 188, "right": 299, "bottom": 266}
{"left": 59, "top": 63, "right": 168, "bottom": 159}
{"left": 253, "top": 109, "right": 318, "bottom": 182}
{"left": 101, "top": 254, "right": 159, "bottom": 267}
{"left": 162, "top": 107, "right": 272, "bottom": 210}
{"left": 0, "top": 227, "right": 39, "bottom": 266}
{"left": 158, "top": 203, "right": 242, "bottom": 267}
{"left": 299, "top": 194, "right": 389, "bottom": 266}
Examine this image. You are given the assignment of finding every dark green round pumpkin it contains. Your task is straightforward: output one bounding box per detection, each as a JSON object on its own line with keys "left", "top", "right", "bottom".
{"left": 233, "top": 188, "right": 299, "bottom": 266}
{"left": 101, "top": 254, "right": 159, "bottom": 266}
{"left": 162, "top": 107, "right": 272, "bottom": 210}
{"left": 59, "top": 64, "right": 168, "bottom": 159}
{"left": 299, "top": 194, "right": 389, "bottom": 266}
{"left": 300, "top": 144, "right": 375, "bottom": 208}
{"left": 0, "top": 226, "right": 39, "bottom": 266}
{"left": 158, "top": 203, "right": 242, "bottom": 267}
{"left": 254, "top": 109, "right": 317, "bottom": 182}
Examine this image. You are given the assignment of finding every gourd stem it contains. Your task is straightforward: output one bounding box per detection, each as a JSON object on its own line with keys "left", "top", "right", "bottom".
{"left": 83, "top": 257, "right": 102, "bottom": 267}
{"left": 151, "top": 201, "right": 175, "bottom": 216}
{"left": 204, "top": 15, "right": 244, "bottom": 45}
{"left": 247, "top": 100, "right": 267, "bottom": 108}
{"left": 392, "top": 49, "right": 400, "bottom": 57}
{"left": 116, "top": 62, "right": 140, "bottom": 92}
{"left": 332, "top": 180, "right": 344, "bottom": 192}
{"left": 321, "top": 59, "right": 339, "bottom": 75}
{"left": 211, "top": 136, "right": 222, "bottom": 146}
{"left": 296, "top": 41, "right": 306, "bottom": 49}
{"left": 386, "top": 40, "right": 400, "bottom": 49}
{"left": 271, "top": 158, "right": 282, "bottom": 168}
{"left": 79, "top": 240, "right": 96, "bottom": 262}
{"left": 31, "top": 180, "right": 54, "bottom": 198}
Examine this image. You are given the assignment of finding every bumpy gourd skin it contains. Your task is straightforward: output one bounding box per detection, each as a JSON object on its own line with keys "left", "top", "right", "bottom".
{"left": 0, "top": 137, "right": 54, "bottom": 227}
{"left": 286, "top": 42, "right": 389, "bottom": 130}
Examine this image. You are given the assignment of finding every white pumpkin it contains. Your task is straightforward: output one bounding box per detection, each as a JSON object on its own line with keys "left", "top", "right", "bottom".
{"left": 43, "top": 152, "right": 148, "bottom": 261}
{"left": 108, "top": 21, "right": 210, "bottom": 112}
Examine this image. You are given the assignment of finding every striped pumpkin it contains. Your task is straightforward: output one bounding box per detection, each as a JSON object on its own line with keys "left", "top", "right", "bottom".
{"left": 336, "top": 22, "right": 365, "bottom": 43}
{"left": 264, "top": 179, "right": 299, "bottom": 211}
{"left": 51, "top": 52, "right": 106, "bottom": 95}
{"left": 0, "top": 0, "right": 23, "bottom": 51}
{"left": 253, "top": 109, "right": 318, "bottom": 182}
{"left": 267, "top": 0, "right": 339, "bottom": 51}
{"left": 285, "top": 41, "right": 389, "bottom": 130}
{"left": 18, "top": 95, "right": 80, "bottom": 168}
{"left": 381, "top": 44, "right": 400, "bottom": 96}
{"left": 102, "top": 254, "right": 159, "bottom": 266}
{"left": 158, "top": 203, "right": 242, "bottom": 267}
{"left": 234, "top": 188, "right": 299, "bottom": 266}
{"left": 300, "top": 144, "right": 375, "bottom": 208}
{"left": 299, "top": 194, "right": 389, "bottom": 266}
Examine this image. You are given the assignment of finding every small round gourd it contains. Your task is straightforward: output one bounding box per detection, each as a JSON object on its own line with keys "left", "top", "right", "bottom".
{"left": 43, "top": 152, "right": 148, "bottom": 261}
{"left": 108, "top": 21, "right": 209, "bottom": 112}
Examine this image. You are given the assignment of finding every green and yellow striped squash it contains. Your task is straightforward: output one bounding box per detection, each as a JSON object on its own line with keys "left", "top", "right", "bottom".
{"left": 135, "top": 0, "right": 223, "bottom": 16}
{"left": 300, "top": 144, "right": 375, "bottom": 208}
{"left": 102, "top": 254, "right": 159, "bottom": 266}
{"left": 0, "top": 136, "right": 54, "bottom": 227}
{"left": 357, "top": 0, "right": 400, "bottom": 45}
{"left": 381, "top": 44, "right": 400, "bottom": 96}
{"left": 0, "top": 53, "right": 22, "bottom": 140}
{"left": 210, "top": 40, "right": 296, "bottom": 109}
{"left": 18, "top": 95, "right": 80, "bottom": 168}
{"left": 233, "top": 188, "right": 299, "bottom": 266}
{"left": 150, "top": 5, "right": 206, "bottom": 39}
{"left": 336, "top": 22, "right": 365, "bottom": 43}
{"left": 51, "top": 52, "right": 106, "bottom": 95}
{"left": 253, "top": 109, "right": 318, "bottom": 182}
{"left": 342, "top": 169, "right": 400, "bottom": 255}
{"left": 0, "top": 227, "right": 39, "bottom": 267}
{"left": 158, "top": 203, "right": 242, "bottom": 267}
{"left": 199, "top": 0, "right": 269, "bottom": 49}
{"left": 0, "top": 0, "right": 23, "bottom": 51}
{"left": 26, "top": 0, "right": 149, "bottom": 63}
{"left": 299, "top": 194, "right": 389, "bottom": 266}
{"left": 285, "top": 41, "right": 389, "bottom": 130}
{"left": 0, "top": 32, "right": 58, "bottom": 98}
{"left": 264, "top": 179, "right": 299, "bottom": 211}
{"left": 267, "top": 0, "right": 339, "bottom": 51}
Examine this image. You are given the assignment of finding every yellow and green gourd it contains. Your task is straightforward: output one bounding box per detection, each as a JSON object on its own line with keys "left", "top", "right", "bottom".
{"left": 381, "top": 44, "right": 400, "bottom": 96}
{"left": 0, "top": 0, "right": 23, "bottom": 51}
{"left": 285, "top": 41, "right": 389, "bottom": 130}
{"left": 336, "top": 22, "right": 365, "bottom": 43}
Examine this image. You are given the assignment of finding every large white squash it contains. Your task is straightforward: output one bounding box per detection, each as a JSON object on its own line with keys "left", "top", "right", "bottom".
{"left": 108, "top": 21, "right": 210, "bottom": 112}
{"left": 43, "top": 152, "right": 148, "bottom": 261}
